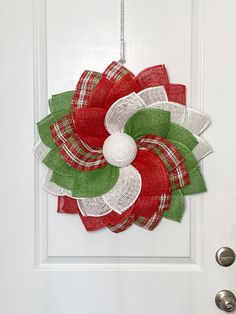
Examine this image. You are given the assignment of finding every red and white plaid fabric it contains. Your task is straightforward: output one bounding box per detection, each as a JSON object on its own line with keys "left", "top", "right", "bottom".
{"left": 50, "top": 113, "right": 75, "bottom": 147}
{"left": 104, "top": 61, "right": 134, "bottom": 80}
{"left": 135, "top": 212, "right": 162, "bottom": 230}
{"left": 107, "top": 192, "right": 172, "bottom": 233}
{"left": 60, "top": 134, "right": 107, "bottom": 171}
{"left": 135, "top": 193, "right": 172, "bottom": 230}
{"left": 71, "top": 70, "right": 102, "bottom": 112}
{"left": 137, "top": 134, "right": 184, "bottom": 171}
{"left": 137, "top": 134, "right": 190, "bottom": 191}
{"left": 169, "top": 164, "right": 190, "bottom": 190}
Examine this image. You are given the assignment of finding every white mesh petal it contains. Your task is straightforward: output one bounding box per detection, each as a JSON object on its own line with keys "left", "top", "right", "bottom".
{"left": 148, "top": 101, "right": 210, "bottom": 135}
{"left": 76, "top": 165, "right": 142, "bottom": 217}
{"left": 105, "top": 92, "right": 145, "bottom": 134}
{"left": 182, "top": 109, "right": 211, "bottom": 135}
{"left": 42, "top": 169, "right": 72, "bottom": 197}
{"left": 148, "top": 101, "right": 186, "bottom": 124}
{"left": 193, "top": 136, "right": 213, "bottom": 161}
{"left": 138, "top": 86, "right": 168, "bottom": 106}
{"left": 34, "top": 141, "right": 50, "bottom": 161}
{"left": 77, "top": 197, "right": 112, "bottom": 217}
{"left": 103, "top": 165, "right": 142, "bottom": 214}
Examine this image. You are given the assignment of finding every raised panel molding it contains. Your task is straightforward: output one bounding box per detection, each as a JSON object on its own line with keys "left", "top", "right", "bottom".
{"left": 34, "top": 0, "right": 205, "bottom": 271}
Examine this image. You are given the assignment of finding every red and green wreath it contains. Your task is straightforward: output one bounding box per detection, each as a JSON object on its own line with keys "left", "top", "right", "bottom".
{"left": 35, "top": 61, "right": 211, "bottom": 233}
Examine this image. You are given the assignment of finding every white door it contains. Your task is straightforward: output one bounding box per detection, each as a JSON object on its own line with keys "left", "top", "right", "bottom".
{"left": 1, "top": 0, "right": 236, "bottom": 313}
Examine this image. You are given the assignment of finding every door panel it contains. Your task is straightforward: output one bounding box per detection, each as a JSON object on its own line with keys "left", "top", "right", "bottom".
{"left": 46, "top": 0, "right": 192, "bottom": 260}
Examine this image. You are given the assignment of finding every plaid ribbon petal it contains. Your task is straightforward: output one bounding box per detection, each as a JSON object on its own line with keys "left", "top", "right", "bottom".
{"left": 59, "top": 134, "right": 107, "bottom": 171}
{"left": 135, "top": 212, "right": 162, "bottom": 230}
{"left": 104, "top": 61, "right": 134, "bottom": 80}
{"left": 136, "top": 134, "right": 184, "bottom": 171}
{"left": 135, "top": 193, "right": 171, "bottom": 230}
{"left": 137, "top": 134, "right": 190, "bottom": 191}
{"left": 50, "top": 113, "right": 75, "bottom": 147}
{"left": 169, "top": 164, "right": 190, "bottom": 190}
{"left": 71, "top": 70, "right": 102, "bottom": 112}
{"left": 107, "top": 213, "right": 136, "bottom": 233}
{"left": 71, "top": 62, "right": 133, "bottom": 112}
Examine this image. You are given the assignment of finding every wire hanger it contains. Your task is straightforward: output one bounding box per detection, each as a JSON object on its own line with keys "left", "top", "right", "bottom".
{"left": 119, "top": 0, "right": 126, "bottom": 64}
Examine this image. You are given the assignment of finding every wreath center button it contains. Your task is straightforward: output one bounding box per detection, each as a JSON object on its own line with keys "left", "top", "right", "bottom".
{"left": 102, "top": 133, "right": 137, "bottom": 167}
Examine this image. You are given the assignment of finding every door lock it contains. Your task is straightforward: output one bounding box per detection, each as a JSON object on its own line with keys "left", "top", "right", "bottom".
{"left": 215, "top": 290, "right": 236, "bottom": 312}
{"left": 216, "top": 247, "right": 235, "bottom": 267}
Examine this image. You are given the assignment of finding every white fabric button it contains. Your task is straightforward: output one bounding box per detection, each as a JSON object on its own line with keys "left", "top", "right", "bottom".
{"left": 103, "top": 133, "right": 137, "bottom": 167}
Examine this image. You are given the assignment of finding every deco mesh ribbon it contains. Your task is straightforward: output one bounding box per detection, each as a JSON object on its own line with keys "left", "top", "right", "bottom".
{"left": 35, "top": 61, "right": 212, "bottom": 233}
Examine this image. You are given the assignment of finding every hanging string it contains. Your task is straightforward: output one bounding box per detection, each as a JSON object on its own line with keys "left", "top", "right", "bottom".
{"left": 119, "top": 0, "right": 126, "bottom": 64}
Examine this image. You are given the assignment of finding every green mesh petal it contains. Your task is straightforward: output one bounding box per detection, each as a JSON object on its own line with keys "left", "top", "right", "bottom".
{"left": 163, "top": 190, "right": 184, "bottom": 222}
{"left": 37, "top": 114, "right": 56, "bottom": 149}
{"left": 49, "top": 90, "right": 74, "bottom": 113}
{"left": 71, "top": 165, "right": 119, "bottom": 198}
{"left": 43, "top": 148, "right": 79, "bottom": 176}
{"left": 52, "top": 108, "right": 72, "bottom": 121}
{"left": 124, "top": 108, "right": 170, "bottom": 140}
{"left": 51, "top": 171, "right": 73, "bottom": 190}
{"left": 167, "top": 123, "right": 198, "bottom": 151}
{"left": 44, "top": 148, "right": 119, "bottom": 197}
{"left": 170, "top": 140, "right": 198, "bottom": 172}
{"left": 181, "top": 167, "right": 206, "bottom": 195}
{"left": 37, "top": 91, "right": 74, "bottom": 149}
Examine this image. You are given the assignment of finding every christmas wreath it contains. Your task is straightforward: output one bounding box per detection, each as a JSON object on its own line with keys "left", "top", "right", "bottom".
{"left": 35, "top": 61, "right": 211, "bottom": 233}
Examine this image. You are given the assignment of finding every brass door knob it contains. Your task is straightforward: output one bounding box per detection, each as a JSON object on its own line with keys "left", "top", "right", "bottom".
{"left": 215, "top": 290, "right": 236, "bottom": 312}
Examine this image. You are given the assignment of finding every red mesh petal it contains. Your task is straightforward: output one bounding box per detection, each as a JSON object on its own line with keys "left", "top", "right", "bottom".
{"left": 106, "top": 207, "right": 134, "bottom": 226}
{"left": 104, "top": 74, "right": 141, "bottom": 110}
{"left": 132, "top": 150, "right": 171, "bottom": 195}
{"left": 107, "top": 213, "right": 136, "bottom": 233}
{"left": 132, "top": 150, "right": 171, "bottom": 218}
{"left": 136, "top": 65, "right": 169, "bottom": 88}
{"left": 57, "top": 196, "right": 136, "bottom": 232}
{"left": 136, "top": 134, "right": 191, "bottom": 191}
{"left": 57, "top": 196, "right": 80, "bottom": 214}
{"left": 87, "top": 77, "right": 115, "bottom": 108}
{"left": 74, "top": 107, "right": 109, "bottom": 149}
{"left": 165, "top": 83, "right": 186, "bottom": 105}
{"left": 58, "top": 196, "right": 109, "bottom": 231}
{"left": 78, "top": 214, "right": 109, "bottom": 231}
{"left": 131, "top": 196, "right": 159, "bottom": 219}
{"left": 136, "top": 134, "right": 184, "bottom": 172}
